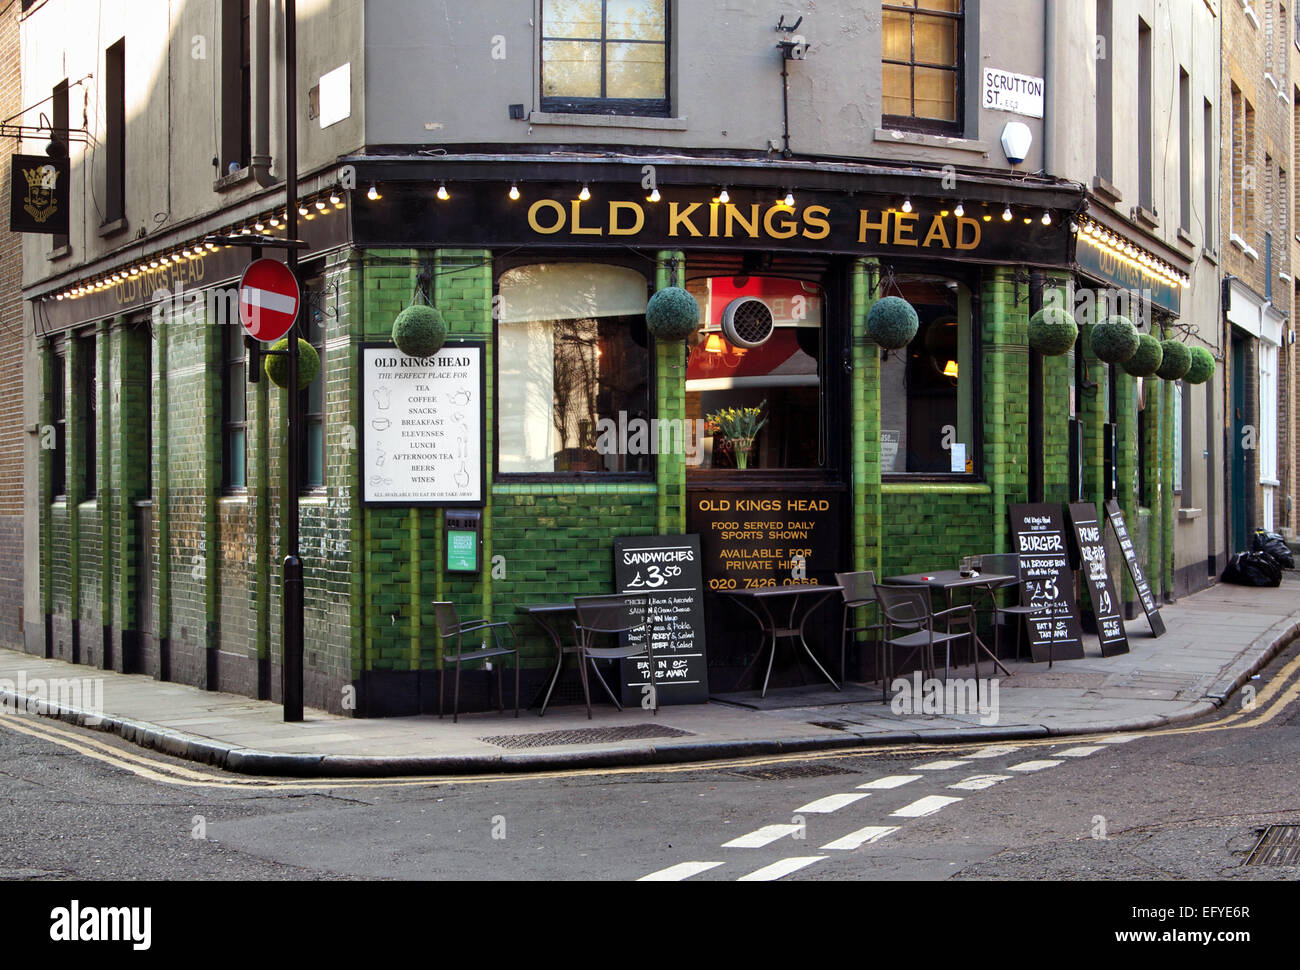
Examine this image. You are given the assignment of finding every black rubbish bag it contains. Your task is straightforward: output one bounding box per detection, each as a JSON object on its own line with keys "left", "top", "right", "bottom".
{"left": 1221, "top": 551, "right": 1283, "bottom": 587}
{"left": 1249, "top": 530, "right": 1295, "bottom": 570}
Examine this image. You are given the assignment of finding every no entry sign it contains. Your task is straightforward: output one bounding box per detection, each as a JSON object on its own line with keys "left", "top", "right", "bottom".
{"left": 238, "top": 258, "right": 300, "bottom": 342}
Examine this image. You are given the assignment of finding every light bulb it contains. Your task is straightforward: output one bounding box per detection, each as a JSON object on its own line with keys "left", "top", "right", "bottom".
{"left": 315, "top": 200, "right": 326, "bottom": 211}
{"left": 1041, "top": 211, "right": 1052, "bottom": 226}
{"left": 367, "top": 184, "right": 381, "bottom": 201}
{"left": 954, "top": 202, "right": 965, "bottom": 218}
{"left": 783, "top": 191, "right": 795, "bottom": 207}
{"left": 578, "top": 184, "right": 590, "bottom": 201}
{"left": 509, "top": 184, "right": 520, "bottom": 201}
{"left": 718, "top": 187, "right": 730, "bottom": 204}
{"left": 298, "top": 205, "right": 309, "bottom": 216}
{"left": 1002, "top": 207, "right": 1013, "bottom": 221}
{"left": 437, "top": 184, "right": 450, "bottom": 201}
{"left": 269, "top": 216, "right": 280, "bottom": 228}
{"left": 648, "top": 188, "right": 661, "bottom": 202}
{"left": 329, "top": 192, "right": 341, "bottom": 205}
{"left": 901, "top": 198, "right": 913, "bottom": 213}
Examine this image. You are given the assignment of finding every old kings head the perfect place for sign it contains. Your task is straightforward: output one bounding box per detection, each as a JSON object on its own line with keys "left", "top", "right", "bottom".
{"left": 10, "top": 154, "right": 69, "bottom": 235}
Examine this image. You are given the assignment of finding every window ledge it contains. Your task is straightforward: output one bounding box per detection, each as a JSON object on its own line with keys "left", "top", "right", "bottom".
{"left": 1092, "top": 175, "right": 1123, "bottom": 204}
{"left": 1261, "top": 477, "right": 1281, "bottom": 487}
{"left": 873, "top": 128, "right": 989, "bottom": 154}
{"left": 1131, "top": 205, "right": 1160, "bottom": 230}
{"left": 1265, "top": 73, "right": 1278, "bottom": 92}
{"left": 1243, "top": 3, "right": 1260, "bottom": 30}
{"left": 219, "top": 494, "right": 249, "bottom": 505}
{"left": 881, "top": 481, "right": 991, "bottom": 495}
{"left": 1176, "top": 227, "right": 1196, "bottom": 248}
{"left": 213, "top": 166, "right": 256, "bottom": 192}
{"left": 1230, "top": 233, "right": 1259, "bottom": 260}
{"left": 528, "top": 111, "right": 687, "bottom": 131}
{"left": 97, "top": 217, "right": 127, "bottom": 239}
{"left": 1177, "top": 507, "right": 1203, "bottom": 521}
{"left": 46, "top": 243, "right": 71, "bottom": 262}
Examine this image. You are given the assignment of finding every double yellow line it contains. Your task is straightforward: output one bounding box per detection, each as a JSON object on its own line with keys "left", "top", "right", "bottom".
{"left": 2, "top": 649, "right": 1298, "bottom": 792}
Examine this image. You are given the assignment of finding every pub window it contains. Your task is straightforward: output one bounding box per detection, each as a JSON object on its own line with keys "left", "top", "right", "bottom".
{"left": 222, "top": 318, "right": 247, "bottom": 491}
{"left": 496, "top": 262, "right": 651, "bottom": 475}
{"left": 299, "top": 278, "right": 326, "bottom": 491}
{"left": 881, "top": 0, "right": 965, "bottom": 135}
{"left": 685, "top": 275, "right": 825, "bottom": 472}
{"left": 220, "top": 0, "right": 252, "bottom": 173}
{"left": 104, "top": 38, "right": 125, "bottom": 225}
{"left": 540, "top": 0, "right": 670, "bottom": 117}
{"left": 79, "top": 336, "right": 97, "bottom": 499}
{"left": 51, "top": 79, "right": 69, "bottom": 251}
{"left": 51, "top": 348, "right": 67, "bottom": 499}
{"left": 880, "top": 277, "right": 976, "bottom": 476}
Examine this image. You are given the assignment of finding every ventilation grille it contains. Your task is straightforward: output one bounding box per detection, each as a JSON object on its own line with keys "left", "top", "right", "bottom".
{"left": 722, "top": 297, "right": 775, "bottom": 348}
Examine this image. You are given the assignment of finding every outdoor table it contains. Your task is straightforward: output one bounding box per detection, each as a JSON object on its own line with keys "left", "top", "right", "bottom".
{"left": 883, "top": 571, "right": 1017, "bottom": 678}
{"left": 717, "top": 585, "right": 843, "bottom": 698}
{"left": 526, "top": 602, "right": 620, "bottom": 716}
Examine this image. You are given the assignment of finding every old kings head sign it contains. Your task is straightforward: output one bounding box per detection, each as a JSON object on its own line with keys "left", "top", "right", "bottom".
{"left": 10, "top": 154, "right": 69, "bottom": 235}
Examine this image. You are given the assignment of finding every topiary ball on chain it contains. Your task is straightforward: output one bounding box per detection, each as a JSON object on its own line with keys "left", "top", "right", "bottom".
{"left": 264, "top": 338, "right": 320, "bottom": 390}
{"left": 1120, "top": 333, "right": 1163, "bottom": 377}
{"left": 1088, "top": 315, "right": 1140, "bottom": 364}
{"left": 1028, "top": 306, "right": 1079, "bottom": 356}
{"left": 645, "top": 286, "right": 701, "bottom": 340}
{"left": 1184, "top": 346, "right": 1215, "bottom": 385}
{"left": 392, "top": 304, "right": 447, "bottom": 358}
{"left": 1156, "top": 339, "right": 1192, "bottom": 381}
{"left": 867, "top": 296, "right": 920, "bottom": 350}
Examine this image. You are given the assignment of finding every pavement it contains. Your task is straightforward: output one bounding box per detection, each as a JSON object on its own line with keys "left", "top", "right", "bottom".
{"left": 2, "top": 574, "right": 1298, "bottom": 777}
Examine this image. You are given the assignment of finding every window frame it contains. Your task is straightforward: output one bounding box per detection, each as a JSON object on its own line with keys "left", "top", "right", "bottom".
{"left": 881, "top": 0, "right": 967, "bottom": 136}
{"left": 538, "top": 0, "right": 672, "bottom": 118}
{"left": 879, "top": 265, "right": 984, "bottom": 483}
{"left": 104, "top": 37, "right": 125, "bottom": 226}
{"left": 221, "top": 317, "right": 248, "bottom": 493}
{"left": 79, "top": 334, "right": 97, "bottom": 500}
{"left": 493, "top": 252, "right": 658, "bottom": 482}
{"left": 298, "top": 273, "right": 327, "bottom": 493}
{"left": 50, "top": 342, "right": 67, "bottom": 500}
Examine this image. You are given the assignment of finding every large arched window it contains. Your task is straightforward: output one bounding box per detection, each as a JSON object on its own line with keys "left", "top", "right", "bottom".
{"left": 497, "top": 263, "right": 651, "bottom": 475}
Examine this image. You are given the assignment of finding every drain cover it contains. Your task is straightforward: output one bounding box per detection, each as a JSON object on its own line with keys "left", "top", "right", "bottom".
{"left": 730, "top": 762, "right": 858, "bottom": 781}
{"left": 1245, "top": 825, "right": 1300, "bottom": 866}
{"left": 478, "top": 724, "right": 693, "bottom": 749}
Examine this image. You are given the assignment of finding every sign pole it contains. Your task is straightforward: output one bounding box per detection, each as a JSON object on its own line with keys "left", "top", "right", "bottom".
{"left": 282, "top": 0, "right": 304, "bottom": 722}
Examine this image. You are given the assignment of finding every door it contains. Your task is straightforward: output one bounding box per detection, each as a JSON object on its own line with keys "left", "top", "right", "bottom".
{"left": 1230, "top": 332, "right": 1250, "bottom": 553}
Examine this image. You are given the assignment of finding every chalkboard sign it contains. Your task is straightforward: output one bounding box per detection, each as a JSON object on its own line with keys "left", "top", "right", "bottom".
{"left": 613, "top": 535, "right": 710, "bottom": 706}
{"left": 1104, "top": 500, "right": 1167, "bottom": 637}
{"left": 1068, "top": 503, "right": 1130, "bottom": 657}
{"left": 1009, "top": 504, "right": 1086, "bottom": 662}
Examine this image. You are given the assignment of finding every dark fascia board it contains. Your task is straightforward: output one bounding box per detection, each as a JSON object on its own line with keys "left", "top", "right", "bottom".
{"left": 343, "top": 150, "right": 1089, "bottom": 212}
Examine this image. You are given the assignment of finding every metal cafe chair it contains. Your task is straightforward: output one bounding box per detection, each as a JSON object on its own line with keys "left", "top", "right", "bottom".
{"left": 572, "top": 594, "right": 659, "bottom": 720}
{"left": 432, "top": 601, "right": 520, "bottom": 723}
{"left": 872, "top": 584, "right": 973, "bottom": 700}
{"left": 834, "top": 570, "right": 887, "bottom": 685}
{"left": 976, "top": 553, "right": 1040, "bottom": 665}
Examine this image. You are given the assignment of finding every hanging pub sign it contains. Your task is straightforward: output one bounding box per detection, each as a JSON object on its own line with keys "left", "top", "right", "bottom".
{"left": 1009, "top": 503, "right": 1086, "bottom": 662}
{"left": 1104, "top": 499, "right": 1167, "bottom": 637}
{"left": 359, "top": 342, "right": 485, "bottom": 506}
{"left": 353, "top": 182, "right": 1071, "bottom": 267}
{"left": 10, "top": 154, "right": 69, "bottom": 235}
{"left": 613, "top": 535, "right": 709, "bottom": 707}
{"left": 1067, "top": 502, "right": 1130, "bottom": 657}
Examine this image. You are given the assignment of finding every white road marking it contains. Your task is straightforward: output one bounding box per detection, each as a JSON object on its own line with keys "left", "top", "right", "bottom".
{"left": 1056, "top": 745, "right": 1106, "bottom": 757}
{"left": 737, "top": 857, "right": 826, "bottom": 881}
{"left": 821, "top": 826, "right": 900, "bottom": 851}
{"left": 947, "top": 774, "right": 1013, "bottom": 791}
{"left": 638, "top": 861, "right": 725, "bottom": 882}
{"left": 1008, "top": 759, "right": 1064, "bottom": 772}
{"left": 858, "top": 775, "right": 922, "bottom": 790}
{"left": 722, "top": 824, "right": 804, "bottom": 849}
{"left": 966, "top": 744, "right": 1021, "bottom": 759}
{"left": 1097, "top": 734, "right": 1140, "bottom": 743}
{"left": 915, "top": 759, "right": 971, "bottom": 771}
{"left": 891, "top": 795, "right": 963, "bottom": 818}
{"left": 794, "top": 793, "right": 871, "bottom": 814}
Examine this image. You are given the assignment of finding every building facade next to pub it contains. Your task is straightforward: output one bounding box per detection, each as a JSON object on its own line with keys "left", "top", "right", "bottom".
{"left": 20, "top": 1, "right": 1220, "bottom": 716}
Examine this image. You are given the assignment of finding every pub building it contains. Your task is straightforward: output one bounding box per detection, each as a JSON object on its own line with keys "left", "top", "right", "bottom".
{"left": 35, "top": 154, "right": 1198, "bottom": 716}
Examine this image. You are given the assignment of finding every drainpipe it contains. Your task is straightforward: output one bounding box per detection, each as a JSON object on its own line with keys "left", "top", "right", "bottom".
{"left": 1043, "top": 0, "right": 1057, "bottom": 178}
{"left": 250, "top": 0, "right": 275, "bottom": 187}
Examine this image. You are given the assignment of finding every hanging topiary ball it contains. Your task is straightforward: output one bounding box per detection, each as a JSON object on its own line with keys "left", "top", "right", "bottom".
{"left": 1028, "top": 306, "right": 1079, "bottom": 356}
{"left": 867, "top": 296, "right": 920, "bottom": 350}
{"left": 1156, "top": 339, "right": 1192, "bottom": 381}
{"left": 645, "top": 286, "right": 701, "bottom": 340}
{"left": 1088, "top": 315, "right": 1140, "bottom": 364}
{"left": 264, "top": 338, "right": 320, "bottom": 390}
{"left": 392, "top": 304, "right": 447, "bottom": 358}
{"left": 1120, "top": 333, "right": 1163, "bottom": 377}
{"left": 1184, "top": 346, "right": 1215, "bottom": 384}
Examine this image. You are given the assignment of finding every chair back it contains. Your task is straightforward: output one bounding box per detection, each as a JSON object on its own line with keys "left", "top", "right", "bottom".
{"left": 835, "top": 570, "right": 878, "bottom": 606}
{"left": 873, "top": 584, "right": 934, "bottom": 632}
{"left": 431, "top": 601, "right": 462, "bottom": 637}
{"left": 573, "top": 593, "right": 650, "bottom": 635}
{"left": 979, "top": 553, "right": 1027, "bottom": 605}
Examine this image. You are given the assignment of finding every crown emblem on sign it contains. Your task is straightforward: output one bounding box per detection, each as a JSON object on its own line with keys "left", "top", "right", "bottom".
{"left": 21, "top": 163, "right": 58, "bottom": 224}
{"left": 22, "top": 164, "right": 52, "bottom": 189}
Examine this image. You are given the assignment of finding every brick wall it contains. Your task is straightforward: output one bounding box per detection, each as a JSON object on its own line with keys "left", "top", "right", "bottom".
{"left": 0, "top": 1, "right": 23, "bottom": 649}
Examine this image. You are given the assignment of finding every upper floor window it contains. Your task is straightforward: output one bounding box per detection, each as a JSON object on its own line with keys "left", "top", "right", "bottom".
{"left": 103, "top": 38, "right": 125, "bottom": 225}
{"left": 540, "top": 0, "right": 670, "bottom": 116}
{"left": 220, "top": 0, "right": 252, "bottom": 173}
{"left": 881, "top": 0, "right": 965, "bottom": 135}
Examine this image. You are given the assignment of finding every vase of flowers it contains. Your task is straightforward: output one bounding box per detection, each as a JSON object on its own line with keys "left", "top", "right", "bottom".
{"left": 706, "top": 401, "right": 767, "bottom": 470}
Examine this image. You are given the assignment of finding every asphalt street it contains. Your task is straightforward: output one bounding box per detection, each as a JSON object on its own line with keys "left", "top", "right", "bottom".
{"left": 1, "top": 640, "right": 1298, "bottom": 883}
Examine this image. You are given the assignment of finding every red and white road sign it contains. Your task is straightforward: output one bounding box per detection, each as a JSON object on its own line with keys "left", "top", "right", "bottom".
{"left": 238, "top": 258, "right": 301, "bottom": 342}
